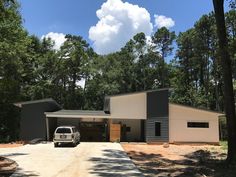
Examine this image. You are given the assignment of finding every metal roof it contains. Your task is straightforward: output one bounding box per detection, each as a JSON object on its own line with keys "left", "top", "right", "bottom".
{"left": 14, "top": 98, "right": 61, "bottom": 109}
{"left": 45, "top": 110, "right": 110, "bottom": 118}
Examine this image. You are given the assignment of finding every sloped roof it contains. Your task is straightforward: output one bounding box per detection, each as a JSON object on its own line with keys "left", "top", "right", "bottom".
{"left": 169, "top": 103, "right": 224, "bottom": 115}
{"left": 14, "top": 98, "right": 61, "bottom": 109}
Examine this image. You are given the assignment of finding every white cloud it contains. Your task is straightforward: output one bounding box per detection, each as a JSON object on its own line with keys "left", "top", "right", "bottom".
{"left": 154, "top": 15, "right": 175, "bottom": 29}
{"left": 41, "top": 32, "right": 66, "bottom": 50}
{"left": 89, "top": 0, "right": 153, "bottom": 54}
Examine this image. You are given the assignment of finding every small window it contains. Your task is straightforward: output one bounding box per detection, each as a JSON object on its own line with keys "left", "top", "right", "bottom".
{"left": 155, "top": 122, "right": 161, "bottom": 136}
{"left": 126, "top": 127, "right": 131, "bottom": 132}
{"left": 187, "top": 122, "right": 209, "bottom": 128}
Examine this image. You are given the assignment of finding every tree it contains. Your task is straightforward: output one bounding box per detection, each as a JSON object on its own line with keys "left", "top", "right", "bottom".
{"left": 170, "top": 29, "right": 196, "bottom": 105}
{"left": 56, "top": 34, "right": 92, "bottom": 109}
{"left": 85, "top": 53, "right": 122, "bottom": 110}
{"left": 213, "top": 0, "right": 236, "bottom": 163}
{"left": 170, "top": 13, "right": 225, "bottom": 111}
{"left": 225, "top": 10, "right": 236, "bottom": 80}
{"left": 20, "top": 36, "right": 58, "bottom": 100}
{"left": 152, "top": 27, "right": 176, "bottom": 87}
{"left": 132, "top": 32, "right": 149, "bottom": 90}
{"left": 0, "top": 0, "right": 27, "bottom": 141}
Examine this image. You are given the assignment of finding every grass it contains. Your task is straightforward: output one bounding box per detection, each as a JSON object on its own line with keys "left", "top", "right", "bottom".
{"left": 220, "top": 141, "right": 228, "bottom": 151}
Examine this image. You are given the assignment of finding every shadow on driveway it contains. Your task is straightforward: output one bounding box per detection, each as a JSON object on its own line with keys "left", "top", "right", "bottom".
{"left": 1, "top": 153, "right": 28, "bottom": 158}
{"left": 89, "top": 149, "right": 143, "bottom": 177}
{"left": 10, "top": 168, "right": 40, "bottom": 177}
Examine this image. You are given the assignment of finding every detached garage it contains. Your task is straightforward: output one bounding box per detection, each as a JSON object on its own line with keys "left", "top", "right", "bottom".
{"left": 15, "top": 89, "right": 223, "bottom": 144}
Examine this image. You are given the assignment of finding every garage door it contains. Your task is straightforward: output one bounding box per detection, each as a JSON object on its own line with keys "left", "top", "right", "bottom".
{"left": 79, "top": 122, "right": 108, "bottom": 142}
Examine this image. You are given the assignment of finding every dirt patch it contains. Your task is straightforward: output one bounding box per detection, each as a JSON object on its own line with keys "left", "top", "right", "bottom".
{"left": 122, "top": 143, "right": 235, "bottom": 177}
{"left": 0, "top": 157, "right": 18, "bottom": 177}
{"left": 0, "top": 143, "right": 23, "bottom": 148}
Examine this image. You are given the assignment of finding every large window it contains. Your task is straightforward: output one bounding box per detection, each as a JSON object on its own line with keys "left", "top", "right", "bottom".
{"left": 155, "top": 122, "right": 161, "bottom": 136}
{"left": 187, "top": 122, "right": 209, "bottom": 128}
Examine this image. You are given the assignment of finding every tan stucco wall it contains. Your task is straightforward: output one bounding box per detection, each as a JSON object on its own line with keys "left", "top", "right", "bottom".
{"left": 110, "top": 93, "right": 146, "bottom": 119}
{"left": 112, "top": 119, "right": 141, "bottom": 141}
{"left": 169, "top": 104, "right": 220, "bottom": 143}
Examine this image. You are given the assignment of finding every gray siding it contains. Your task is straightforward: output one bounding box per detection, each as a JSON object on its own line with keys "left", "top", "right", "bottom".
{"left": 145, "top": 117, "right": 169, "bottom": 142}
{"left": 146, "top": 90, "right": 169, "bottom": 142}
{"left": 20, "top": 101, "right": 60, "bottom": 141}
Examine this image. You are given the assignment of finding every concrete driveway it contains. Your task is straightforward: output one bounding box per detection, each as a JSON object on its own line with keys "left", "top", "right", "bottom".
{"left": 0, "top": 142, "right": 143, "bottom": 177}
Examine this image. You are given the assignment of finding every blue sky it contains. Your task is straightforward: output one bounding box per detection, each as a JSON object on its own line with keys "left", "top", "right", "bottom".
{"left": 18, "top": 0, "right": 228, "bottom": 54}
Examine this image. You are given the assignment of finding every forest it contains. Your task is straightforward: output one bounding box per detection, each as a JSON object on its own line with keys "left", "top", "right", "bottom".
{"left": 0, "top": 1, "right": 236, "bottom": 142}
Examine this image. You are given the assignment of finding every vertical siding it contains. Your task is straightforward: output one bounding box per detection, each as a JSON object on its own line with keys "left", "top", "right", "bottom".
{"left": 20, "top": 101, "right": 60, "bottom": 141}
{"left": 21, "top": 104, "right": 47, "bottom": 141}
{"left": 146, "top": 90, "right": 169, "bottom": 142}
{"left": 112, "top": 119, "right": 141, "bottom": 141}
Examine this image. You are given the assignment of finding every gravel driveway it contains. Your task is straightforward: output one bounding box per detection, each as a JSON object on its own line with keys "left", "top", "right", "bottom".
{"left": 0, "top": 142, "right": 143, "bottom": 177}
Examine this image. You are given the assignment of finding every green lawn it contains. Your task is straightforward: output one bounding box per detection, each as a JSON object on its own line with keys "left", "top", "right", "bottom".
{"left": 220, "top": 141, "right": 228, "bottom": 151}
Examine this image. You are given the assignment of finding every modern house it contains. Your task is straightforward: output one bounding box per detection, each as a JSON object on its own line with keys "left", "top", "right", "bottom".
{"left": 15, "top": 89, "right": 222, "bottom": 144}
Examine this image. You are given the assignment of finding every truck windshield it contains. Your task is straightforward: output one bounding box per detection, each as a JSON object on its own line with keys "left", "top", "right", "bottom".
{"left": 56, "top": 128, "right": 71, "bottom": 133}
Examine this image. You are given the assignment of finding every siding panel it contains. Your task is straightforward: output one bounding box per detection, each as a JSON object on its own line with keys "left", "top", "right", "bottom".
{"left": 146, "top": 117, "right": 169, "bottom": 142}
{"left": 146, "top": 90, "right": 169, "bottom": 142}
{"left": 20, "top": 101, "right": 60, "bottom": 141}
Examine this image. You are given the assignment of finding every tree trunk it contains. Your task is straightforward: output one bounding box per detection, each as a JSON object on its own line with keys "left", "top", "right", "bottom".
{"left": 213, "top": 0, "right": 236, "bottom": 163}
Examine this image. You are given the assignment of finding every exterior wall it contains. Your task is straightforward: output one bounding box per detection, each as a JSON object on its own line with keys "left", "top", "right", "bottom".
{"left": 112, "top": 119, "right": 141, "bottom": 141}
{"left": 20, "top": 102, "right": 60, "bottom": 141}
{"left": 169, "top": 104, "right": 220, "bottom": 143}
{"left": 48, "top": 117, "right": 57, "bottom": 140}
{"left": 109, "top": 93, "right": 146, "bottom": 119}
{"left": 146, "top": 90, "right": 169, "bottom": 142}
{"left": 21, "top": 104, "right": 46, "bottom": 141}
{"left": 56, "top": 118, "right": 104, "bottom": 127}
{"left": 57, "top": 118, "right": 80, "bottom": 128}
{"left": 146, "top": 118, "right": 169, "bottom": 142}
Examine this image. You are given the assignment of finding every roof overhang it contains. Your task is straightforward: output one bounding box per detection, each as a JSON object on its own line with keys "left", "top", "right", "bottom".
{"left": 45, "top": 110, "right": 111, "bottom": 119}
{"left": 45, "top": 110, "right": 146, "bottom": 119}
